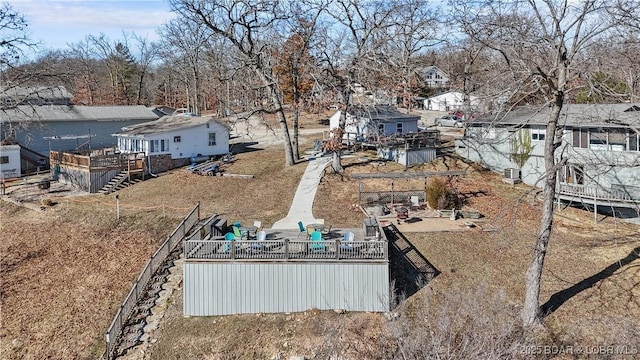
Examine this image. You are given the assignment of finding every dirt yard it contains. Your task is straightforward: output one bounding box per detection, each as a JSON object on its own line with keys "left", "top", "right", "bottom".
{"left": 1, "top": 110, "right": 639, "bottom": 359}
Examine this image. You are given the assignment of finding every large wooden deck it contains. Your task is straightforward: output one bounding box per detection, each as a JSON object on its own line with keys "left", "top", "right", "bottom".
{"left": 184, "top": 228, "right": 387, "bottom": 262}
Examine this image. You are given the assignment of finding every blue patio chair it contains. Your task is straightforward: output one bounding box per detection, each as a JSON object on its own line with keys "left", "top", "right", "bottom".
{"left": 297, "top": 221, "right": 306, "bottom": 238}
{"left": 251, "top": 230, "right": 267, "bottom": 251}
{"left": 310, "top": 230, "right": 325, "bottom": 251}
{"left": 340, "top": 231, "right": 355, "bottom": 250}
{"left": 223, "top": 232, "right": 236, "bottom": 253}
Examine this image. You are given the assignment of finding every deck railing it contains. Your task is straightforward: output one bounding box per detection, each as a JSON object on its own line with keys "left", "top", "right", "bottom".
{"left": 50, "top": 151, "right": 145, "bottom": 170}
{"left": 184, "top": 238, "right": 388, "bottom": 261}
{"left": 104, "top": 203, "right": 200, "bottom": 360}
{"left": 558, "top": 183, "right": 637, "bottom": 202}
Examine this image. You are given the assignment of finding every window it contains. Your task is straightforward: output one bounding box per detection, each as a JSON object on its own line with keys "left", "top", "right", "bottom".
{"left": 396, "top": 123, "right": 403, "bottom": 133}
{"left": 150, "top": 139, "right": 169, "bottom": 153}
{"left": 608, "top": 129, "right": 627, "bottom": 151}
{"left": 531, "top": 128, "right": 546, "bottom": 141}
{"left": 572, "top": 128, "right": 588, "bottom": 148}
{"left": 208, "top": 132, "right": 216, "bottom": 146}
{"left": 0, "top": 156, "right": 8, "bottom": 164}
{"left": 174, "top": 136, "right": 181, "bottom": 143}
{"left": 630, "top": 132, "right": 639, "bottom": 152}
{"left": 378, "top": 124, "right": 385, "bottom": 135}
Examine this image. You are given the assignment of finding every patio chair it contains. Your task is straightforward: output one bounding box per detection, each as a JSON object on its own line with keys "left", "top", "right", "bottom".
{"left": 306, "top": 225, "right": 315, "bottom": 240}
{"left": 410, "top": 196, "right": 420, "bottom": 210}
{"left": 223, "top": 232, "right": 236, "bottom": 253}
{"left": 297, "top": 221, "right": 306, "bottom": 238}
{"left": 310, "top": 230, "right": 325, "bottom": 251}
{"left": 251, "top": 230, "right": 267, "bottom": 251}
{"left": 340, "top": 231, "right": 355, "bottom": 250}
{"left": 232, "top": 226, "right": 244, "bottom": 240}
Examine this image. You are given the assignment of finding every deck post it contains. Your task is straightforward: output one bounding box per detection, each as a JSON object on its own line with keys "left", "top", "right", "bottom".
{"left": 594, "top": 189, "right": 597, "bottom": 223}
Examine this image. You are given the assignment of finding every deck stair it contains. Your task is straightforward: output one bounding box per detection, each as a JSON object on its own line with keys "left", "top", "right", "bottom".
{"left": 99, "top": 171, "right": 143, "bottom": 194}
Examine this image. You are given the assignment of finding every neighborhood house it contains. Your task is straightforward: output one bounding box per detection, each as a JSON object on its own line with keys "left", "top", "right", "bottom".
{"left": 456, "top": 104, "right": 640, "bottom": 218}
{"left": 114, "top": 114, "right": 230, "bottom": 173}
{"left": 329, "top": 104, "right": 420, "bottom": 142}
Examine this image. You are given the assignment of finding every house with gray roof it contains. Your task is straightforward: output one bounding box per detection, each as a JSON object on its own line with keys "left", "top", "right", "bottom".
{"left": 329, "top": 104, "right": 421, "bottom": 142}
{"left": 455, "top": 104, "right": 640, "bottom": 218}
{"left": 113, "top": 114, "right": 230, "bottom": 173}
{"left": 0, "top": 105, "right": 160, "bottom": 155}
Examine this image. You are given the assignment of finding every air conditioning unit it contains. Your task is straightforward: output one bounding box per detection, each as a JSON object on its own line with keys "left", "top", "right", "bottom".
{"left": 504, "top": 168, "right": 521, "bottom": 180}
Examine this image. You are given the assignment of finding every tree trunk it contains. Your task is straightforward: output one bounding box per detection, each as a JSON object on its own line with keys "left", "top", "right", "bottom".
{"left": 257, "top": 69, "right": 295, "bottom": 166}
{"left": 522, "top": 72, "right": 565, "bottom": 327}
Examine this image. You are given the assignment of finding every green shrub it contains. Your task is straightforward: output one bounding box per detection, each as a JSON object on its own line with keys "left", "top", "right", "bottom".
{"left": 426, "top": 178, "right": 453, "bottom": 209}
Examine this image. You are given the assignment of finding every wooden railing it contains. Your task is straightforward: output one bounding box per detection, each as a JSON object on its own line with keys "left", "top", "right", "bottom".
{"left": 50, "top": 151, "right": 145, "bottom": 171}
{"left": 104, "top": 203, "right": 201, "bottom": 360}
{"left": 184, "top": 238, "right": 388, "bottom": 261}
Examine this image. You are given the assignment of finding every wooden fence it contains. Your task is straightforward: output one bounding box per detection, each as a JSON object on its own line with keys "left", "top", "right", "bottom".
{"left": 104, "top": 203, "right": 201, "bottom": 359}
{"left": 359, "top": 190, "right": 426, "bottom": 206}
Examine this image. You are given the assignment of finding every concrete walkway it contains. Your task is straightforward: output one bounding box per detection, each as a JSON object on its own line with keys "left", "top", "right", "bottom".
{"left": 271, "top": 156, "right": 332, "bottom": 229}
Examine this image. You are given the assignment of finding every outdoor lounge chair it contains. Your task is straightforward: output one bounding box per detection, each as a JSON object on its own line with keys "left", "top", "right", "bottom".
{"left": 310, "top": 230, "right": 325, "bottom": 251}
{"left": 232, "top": 226, "right": 244, "bottom": 239}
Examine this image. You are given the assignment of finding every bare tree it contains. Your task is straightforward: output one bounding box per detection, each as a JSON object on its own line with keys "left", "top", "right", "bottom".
{"left": 319, "top": 0, "right": 399, "bottom": 173}
{"left": 274, "top": 3, "right": 325, "bottom": 161}
{"left": 383, "top": 0, "right": 442, "bottom": 113}
{"left": 169, "top": 0, "right": 296, "bottom": 166}
{"left": 453, "top": 0, "right": 640, "bottom": 327}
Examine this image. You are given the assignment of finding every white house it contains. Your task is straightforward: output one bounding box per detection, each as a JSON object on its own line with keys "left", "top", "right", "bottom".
{"left": 421, "top": 66, "right": 450, "bottom": 89}
{"left": 329, "top": 105, "right": 420, "bottom": 142}
{"left": 456, "top": 103, "right": 640, "bottom": 218}
{"left": 425, "top": 91, "right": 481, "bottom": 113}
{"left": 113, "top": 114, "right": 230, "bottom": 173}
{"left": 0, "top": 144, "right": 21, "bottom": 179}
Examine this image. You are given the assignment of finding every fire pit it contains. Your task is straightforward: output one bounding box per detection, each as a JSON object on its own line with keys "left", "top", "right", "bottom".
{"left": 396, "top": 206, "right": 408, "bottom": 219}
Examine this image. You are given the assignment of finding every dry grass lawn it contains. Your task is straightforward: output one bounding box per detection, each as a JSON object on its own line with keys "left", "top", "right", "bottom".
{"left": 1, "top": 110, "right": 639, "bottom": 359}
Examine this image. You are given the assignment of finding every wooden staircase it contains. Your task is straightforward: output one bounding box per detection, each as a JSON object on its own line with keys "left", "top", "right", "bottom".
{"left": 99, "top": 171, "right": 143, "bottom": 195}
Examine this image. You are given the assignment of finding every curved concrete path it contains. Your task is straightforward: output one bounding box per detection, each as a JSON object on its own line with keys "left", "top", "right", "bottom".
{"left": 271, "top": 156, "right": 332, "bottom": 229}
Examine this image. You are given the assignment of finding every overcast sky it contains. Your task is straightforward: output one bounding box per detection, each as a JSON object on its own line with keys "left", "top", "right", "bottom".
{"left": 10, "top": 0, "right": 176, "bottom": 53}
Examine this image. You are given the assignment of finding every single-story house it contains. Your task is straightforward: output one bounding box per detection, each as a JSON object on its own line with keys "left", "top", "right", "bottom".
{"left": 113, "top": 114, "right": 230, "bottom": 173}
{"left": 329, "top": 105, "right": 420, "bottom": 142}
{"left": 424, "top": 91, "right": 481, "bottom": 113}
{"left": 0, "top": 144, "right": 21, "bottom": 179}
{"left": 456, "top": 103, "right": 640, "bottom": 218}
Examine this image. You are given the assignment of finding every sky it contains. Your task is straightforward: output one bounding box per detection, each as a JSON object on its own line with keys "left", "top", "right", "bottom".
{"left": 9, "top": 0, "right": 176, "bottom": 53}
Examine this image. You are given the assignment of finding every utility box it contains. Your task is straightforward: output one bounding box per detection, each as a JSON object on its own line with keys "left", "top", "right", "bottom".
{"left": 363, "top": 218, "right": 378, "bottom": 237}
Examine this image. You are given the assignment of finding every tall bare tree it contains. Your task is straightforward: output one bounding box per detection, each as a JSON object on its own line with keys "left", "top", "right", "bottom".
{"left": 319, "top": 0, "right": 398, "bottom": 172}
{"left": 453, "top": 0, "right": 640, "bottom": 327}
{"left": 169, "top": 0, "right": 296, "bottom": 166}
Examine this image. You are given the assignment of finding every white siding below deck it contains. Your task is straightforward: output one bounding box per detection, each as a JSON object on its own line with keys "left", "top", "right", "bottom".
{"left": 183, "top": 262, "right": 389, "bottom": 316}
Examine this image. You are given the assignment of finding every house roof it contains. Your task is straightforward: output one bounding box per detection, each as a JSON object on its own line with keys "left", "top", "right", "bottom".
{"left": 0, "top": 85, "right": 72, "bottom": 100}
{"left": 471, "top": 104, "right": 640, "bottom": 127}
{"left": 427, "top": 90, "right": 479, "bottom": 101}
{"left": 349, "top": 105, "right": 420, "bottom": 123}
{"left": 115, "top": 114, "right": 228, "bottom": 136}
{"left": 0, "top": 105, "right": 160, "bottom": 123}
